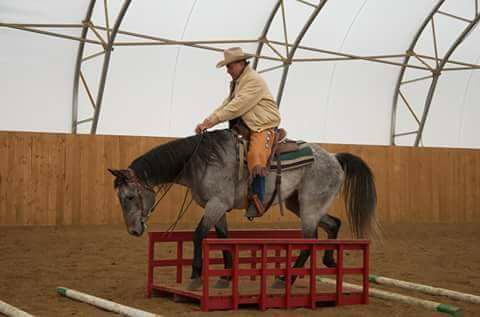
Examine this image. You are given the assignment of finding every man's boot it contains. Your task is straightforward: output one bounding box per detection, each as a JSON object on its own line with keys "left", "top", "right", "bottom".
{"left": 245, "top": 175, "right": 265, "bottom": 220}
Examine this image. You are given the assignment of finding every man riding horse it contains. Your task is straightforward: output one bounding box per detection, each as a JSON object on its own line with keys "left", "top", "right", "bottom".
{"left": 109, "top": 47, "right": 377, "bottom": 291}
{"left": 195, "top": 47, "right": 281, "bottom": 220}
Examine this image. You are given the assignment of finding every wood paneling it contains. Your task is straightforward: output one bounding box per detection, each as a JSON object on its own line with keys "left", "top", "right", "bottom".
{"left": 0, "top": 133, "right": 8, "bottom": 224}
{"left": 0, "top": 131, "right": 479, "bottom": 226}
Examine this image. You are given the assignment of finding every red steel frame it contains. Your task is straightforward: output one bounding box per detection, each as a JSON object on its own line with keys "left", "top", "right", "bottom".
{"left": 147, "top": 230, "right": 369, "bottom": 311}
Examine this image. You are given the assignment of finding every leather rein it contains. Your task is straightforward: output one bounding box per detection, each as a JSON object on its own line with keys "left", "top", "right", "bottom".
{"left": 125, "top": 169, "right": 168, "bottom": 226}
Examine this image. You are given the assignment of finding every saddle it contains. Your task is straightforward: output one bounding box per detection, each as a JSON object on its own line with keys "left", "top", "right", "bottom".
{"left": 233, "top": 127, "right": 314, "bottom": 173}
{"left": 231, "top": 123, "right": 315, "bottom": 216}
{"left": 232, "top": 122, "right": 298, "bottom": 158}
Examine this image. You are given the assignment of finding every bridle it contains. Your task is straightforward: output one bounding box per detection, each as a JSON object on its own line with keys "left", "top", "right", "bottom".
{"left": 124, "top": 169, "right": 168, "bottom": 227}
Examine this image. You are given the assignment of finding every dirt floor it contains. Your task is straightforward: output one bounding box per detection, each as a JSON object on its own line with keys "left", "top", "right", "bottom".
{"left": 1, "top": 222, "right": 479, "bottom": 317}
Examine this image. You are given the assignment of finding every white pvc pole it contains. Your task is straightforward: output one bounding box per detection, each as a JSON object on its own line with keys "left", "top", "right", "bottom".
{"left": 0, "top": 300, "right": 34, "bottom": 317}
{"left": 57, "top": 287, "right": 162, "bottom": 317}
{"left": 317, "top": 278, "right": 463, "bottom": 317}
{"left": 369, "top": 274, "right": 480, "bottom": 305}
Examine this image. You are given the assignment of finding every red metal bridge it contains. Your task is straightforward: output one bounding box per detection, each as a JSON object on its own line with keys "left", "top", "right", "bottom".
{"left": 147, "top": 229, "right": 369, "bottom": 311}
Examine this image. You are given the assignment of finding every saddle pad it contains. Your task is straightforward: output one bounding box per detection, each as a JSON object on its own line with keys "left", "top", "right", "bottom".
{"left": 239, "top": 140, "right": 314, "bottom": 172}
{"left": 270, "top": 142, "right": 314, "bottom": 171}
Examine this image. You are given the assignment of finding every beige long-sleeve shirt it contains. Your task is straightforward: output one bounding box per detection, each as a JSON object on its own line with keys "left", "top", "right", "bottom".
{"left": 207, "top": 65, "right": 281, "bottom": 132}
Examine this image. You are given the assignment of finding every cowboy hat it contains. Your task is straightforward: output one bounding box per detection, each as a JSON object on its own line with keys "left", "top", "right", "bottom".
{"left": 216, "top": 47, "right": 253, "bottom": 68}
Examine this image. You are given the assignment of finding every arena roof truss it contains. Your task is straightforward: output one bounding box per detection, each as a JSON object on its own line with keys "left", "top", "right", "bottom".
{"left": 391, "top": 0, "right": 480, "bottom": 146}
{"left": 1, "top": 0, "right": 479, "bottom": 146}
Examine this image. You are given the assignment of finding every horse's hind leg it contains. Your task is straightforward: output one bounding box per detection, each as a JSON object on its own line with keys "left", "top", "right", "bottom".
{"left": 285, "top": 193, "right": 341, "bottom": 267}
{"left": 290, "top": 206, "right": 324, "bottom": 279}
{"left": 272, "top": 194, "right": 329, "bottom": 289}
{"left": 319, "top": 214, "right": 341, "bottom": 267}
{"left": 284, "top": 192, "right": 320, "bottom": 272}
{"left": 284, "top": 194, "right": 340, "bottom": 266}
{"left": 213, "top": 214, "right": 232, "bottom": 289}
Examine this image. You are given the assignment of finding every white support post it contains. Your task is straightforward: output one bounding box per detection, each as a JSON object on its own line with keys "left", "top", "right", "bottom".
{"left": 317, "top": 277, "right": 463, "bottom": 317}
{"left": 57, "top": 287, "right": 162, "bottom": 317}
{"left": 369, "top": 274, "right": 480, "bottom": 304}
{"left": 0, "top": 300, "right": 34, "bottom": 317}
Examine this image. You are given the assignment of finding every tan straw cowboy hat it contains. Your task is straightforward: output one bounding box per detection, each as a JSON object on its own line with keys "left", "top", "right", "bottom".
{"left": 216, "top": 47, "right": 253, "bottom": 68}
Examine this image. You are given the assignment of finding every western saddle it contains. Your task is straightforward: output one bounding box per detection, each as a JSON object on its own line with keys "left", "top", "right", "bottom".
{"left": 231, "top": 121, "right": 298, "bottom": 217}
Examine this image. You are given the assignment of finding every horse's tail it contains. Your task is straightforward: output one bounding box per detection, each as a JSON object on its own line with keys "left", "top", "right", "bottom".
{"left": 335, "top": 152, "right": 378, "bottom": 239}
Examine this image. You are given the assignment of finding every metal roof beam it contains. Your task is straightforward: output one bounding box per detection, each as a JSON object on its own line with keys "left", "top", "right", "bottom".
{"left": 72, "top": 0, "right": 97, "bottom": 134}
{"left": 414, "top": 13, "right": 480, "bottom": 146}
{"left": 391, "top": 0, "right": 445, "bottom": 146}
{"left": 90, "top": 0, "right": 132, "bottom": 134}
{"left": 276, "top": 0, "right": 328, "bottom": 106}
{"left": 391, "top": 0, "right": 480, "bottom": 147}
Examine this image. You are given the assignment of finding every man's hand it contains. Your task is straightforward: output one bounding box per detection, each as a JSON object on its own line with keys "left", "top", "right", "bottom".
{"left": 195, "top": 118, "right": 214, "bottom": 135}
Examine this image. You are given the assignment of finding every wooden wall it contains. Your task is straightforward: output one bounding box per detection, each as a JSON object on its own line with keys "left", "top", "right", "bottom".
{"left": 1, "top": 131, "right": 479, "bottom": 226}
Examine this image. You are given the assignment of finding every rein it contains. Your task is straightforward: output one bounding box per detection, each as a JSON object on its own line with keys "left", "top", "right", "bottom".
{"left": 123, "top": 170, "right": 166, "bottom": 225}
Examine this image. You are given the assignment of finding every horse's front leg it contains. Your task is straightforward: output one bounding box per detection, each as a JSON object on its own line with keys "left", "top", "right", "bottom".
{"left": 188, "top": 198, "right": 229, "bottom": 291}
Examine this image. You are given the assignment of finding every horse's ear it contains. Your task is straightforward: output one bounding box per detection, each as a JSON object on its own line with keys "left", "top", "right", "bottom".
{"left": 108, "top": 168, "right": 129, "bottom": 188}
{"left": 108, "top": 168, "right": 123, "bottom": 178}
{"left": 108, "top": 168, "right": 132, "bottom": 180}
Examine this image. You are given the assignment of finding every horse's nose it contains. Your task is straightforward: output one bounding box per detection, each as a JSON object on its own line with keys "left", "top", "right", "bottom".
{"left": 129, "top": 228, "right": 142, "bottom": 236}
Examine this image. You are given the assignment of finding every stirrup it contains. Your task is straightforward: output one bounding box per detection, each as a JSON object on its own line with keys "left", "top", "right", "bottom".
{"left": 245, "top": 204, "right": 258, "bottom": 220}
{"left": 245, "top": 194, "right": 264, "bottom": 220}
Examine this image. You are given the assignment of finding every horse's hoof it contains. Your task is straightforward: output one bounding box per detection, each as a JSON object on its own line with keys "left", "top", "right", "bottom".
{"left": 213, "top": 278, "right": 230, "bottom": 289}
{"left": 270, "top": 278, "right": 285, "bottom": 289}
{"left": 187, "top": 277, "right": 202, "bottom": 291}
{"left": 323, "top": 257, "right": 337, "bottom": 268}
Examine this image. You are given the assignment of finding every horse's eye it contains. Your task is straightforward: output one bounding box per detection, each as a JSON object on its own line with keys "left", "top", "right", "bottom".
{"left": 126, "top": 196, "right": 135, "bottom": 201}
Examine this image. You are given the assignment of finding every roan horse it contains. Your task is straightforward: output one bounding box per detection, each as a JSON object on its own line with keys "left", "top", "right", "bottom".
{"left": 108, "top": 129, "right": 377, "bottom": 290}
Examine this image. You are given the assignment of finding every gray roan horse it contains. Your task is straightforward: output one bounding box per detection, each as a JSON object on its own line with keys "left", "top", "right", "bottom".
{"left": 108, "top": 129, "right": 377, "bottom": 290}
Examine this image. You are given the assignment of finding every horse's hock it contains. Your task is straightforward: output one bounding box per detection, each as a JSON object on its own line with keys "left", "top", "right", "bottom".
{"left": 147, "top": 229, "right": 369, "bottom": 311}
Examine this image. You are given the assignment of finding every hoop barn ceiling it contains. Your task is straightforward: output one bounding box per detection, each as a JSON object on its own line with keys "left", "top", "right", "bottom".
{"left": 1, "top": 0, "right": 479, "bottom": 148}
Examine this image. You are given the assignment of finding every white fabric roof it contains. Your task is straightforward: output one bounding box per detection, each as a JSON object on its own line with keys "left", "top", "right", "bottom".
{"left": 1, "top": 0, "right": 479, "bottom": 148}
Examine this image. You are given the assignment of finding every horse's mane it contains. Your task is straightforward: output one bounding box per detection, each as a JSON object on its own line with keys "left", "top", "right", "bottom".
{"left": 128, "top": 129, "right": 232, "bottom": 186}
